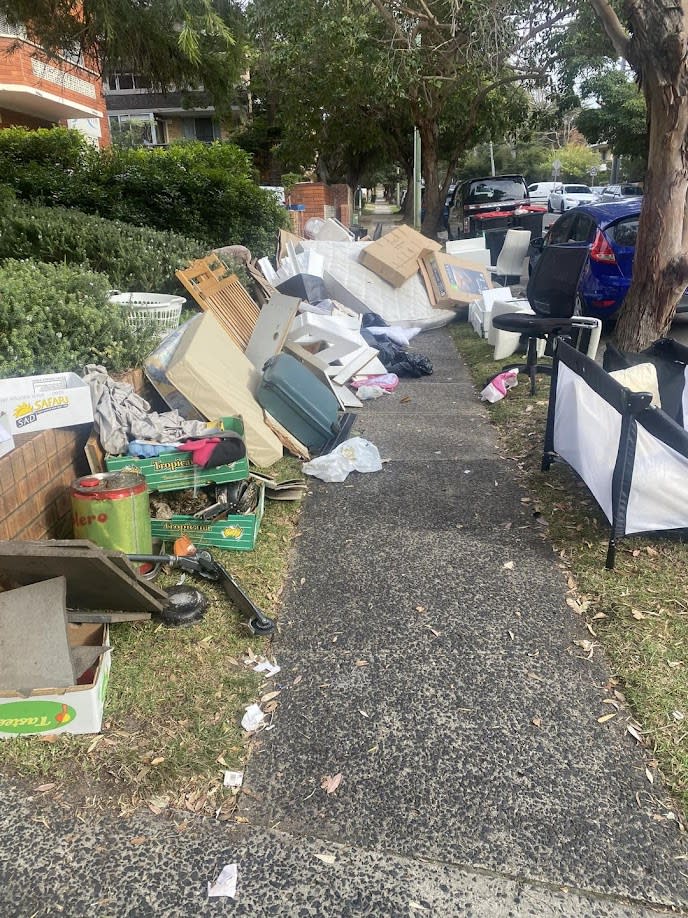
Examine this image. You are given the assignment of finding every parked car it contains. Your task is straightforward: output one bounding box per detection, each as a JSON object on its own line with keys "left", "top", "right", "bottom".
{"left": 596, "top": 183, "right": 643, "bottom": 203}
{"left": 447, "top": 174, "right": 529, "bottom": 239}
{"left": 527, "top": 181, "right": 558, "bottom": 205}
{"left": 547, "top": 183, "right": 597, "bottom": 213}
{"left": 528, "top": 199, "right": 688, "bottom": 321}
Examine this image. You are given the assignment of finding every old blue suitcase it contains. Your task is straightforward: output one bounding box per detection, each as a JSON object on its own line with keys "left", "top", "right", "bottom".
{"left": 257, "top": 354, "right": 354, "bottom": 454}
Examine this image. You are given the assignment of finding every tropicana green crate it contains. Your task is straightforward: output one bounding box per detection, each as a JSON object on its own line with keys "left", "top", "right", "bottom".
{"left": 105, "top": 417, "right": 248, "bottom": 493}
{"left": 150, "top": 483, "right": 264, "bottom": 551}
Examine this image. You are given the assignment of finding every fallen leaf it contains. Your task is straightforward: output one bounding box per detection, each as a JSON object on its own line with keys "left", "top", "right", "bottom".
{"left": 632, "top": 549, "right": 641, "bottom": 557}
{"left": 261, "top": 691, "right": 280, "bottom": 703}
{"left": 359, "top": 710, "right": 369, "bottom": 718}
{"left": 566, "top": 597, "right": 583, "bottom": 615}
{"left": 532, "top": 717, "right": 542, "bottom": 727}
{"left": 646, "top": 546, "right": 659, "bottom": 556}
{"left": 293, "top": 674, "right": 303, "bottom": 685}
{"left": 631, "top": 609, "right": 647, "bottom": 620}
{"left": 367, "top": 744, "right": 379, "bottom": 754}
{"left": 585, "top": 622, "right": 597, "bottom": 637}
{"left": 646, "top": 767, "right": 654, "bottom": 784}
{"left": 503, "top": 561, "right": 515, "bottom": 570}
{"left": 150, "top": 756, "right": 164, "bottom": 766}
{"left": 415, "top": 605, "right": 427, "bottom": 614}
{"left": 217, "top": 755, "right": 229, "bottom": 767}
{"left": 354, "top": 660, "right": 369, "bottom": 667}
{"left": 321, "top": 772, "right": 343, "bottom": 794}
{"left": 263, "top": 701, "right": 279, "bottom": 713}
{"left": 400, "top": 396, "right": 412, "bottom": 404}
{"left": 627, "top": 723, "right": 644, "bottom": 743}
{"left": 597, "top": 713, "right": 617, "bottom": 723}
{"left": 592, "top": 612, "right": 607, "bottom": 620}
{"left": 34, "top": 783, "right": 56, "bottom": 793}
{"left": 314, "top": 852, "right": 336, "bottom": 865}
{"left": 409, "top": 904, "right": 429, "bottom": 912}
{"left": 130, "top": 836, "right": 147, "bottom": 846}
{"left": 667, "top": 660, "right": 684, "bottom": 669}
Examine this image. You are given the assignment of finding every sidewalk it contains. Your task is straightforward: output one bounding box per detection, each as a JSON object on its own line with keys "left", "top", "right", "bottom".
{"left": 1, "top": 326, "right": 687, "bottom": 916}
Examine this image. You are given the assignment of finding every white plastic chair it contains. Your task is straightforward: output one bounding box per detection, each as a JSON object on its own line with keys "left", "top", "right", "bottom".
{"left": 487, "top": 229, "right": 531, "bottom": 282}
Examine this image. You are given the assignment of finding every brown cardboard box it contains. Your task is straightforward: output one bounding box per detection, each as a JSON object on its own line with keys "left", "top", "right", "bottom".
{"left": 418, "top": 253, "right": 493, "bottom": 308}
{"left": 358, "top": 225, "right": 441, "bottom": 288}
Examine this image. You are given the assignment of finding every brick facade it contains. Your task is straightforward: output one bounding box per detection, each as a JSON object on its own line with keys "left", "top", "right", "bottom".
{"left": 0, "top": 370, "right": 156, "bottom": 541}
{"left": 287, "top": 182, "right": 353, "bottom": 230}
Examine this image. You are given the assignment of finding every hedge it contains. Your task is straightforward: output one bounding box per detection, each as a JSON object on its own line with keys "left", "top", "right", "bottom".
{"left": 0, "top": 203, "right": 205, "bottom": 293}
{"left": 0, "top": 260, "right": 157, "bottom": 378}
{"left": 0, "top": 128, "right": 290, "bottom": 257}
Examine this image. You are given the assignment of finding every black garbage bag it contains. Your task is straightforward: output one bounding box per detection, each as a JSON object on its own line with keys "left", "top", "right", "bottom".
{"left": 376, "top": 341, "right": 433, "bottom": 377}
{"left": 362, "top": 311, "right": 389, "bottom": 328}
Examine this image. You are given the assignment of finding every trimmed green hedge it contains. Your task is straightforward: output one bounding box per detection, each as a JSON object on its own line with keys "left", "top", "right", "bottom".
{"left": 0, "top": 128, "right": 289, "bottom": 257}
{"left": 0, "top": 203, "right": 205, "bottom": 293}
{"left": 0, "top": 260, "right": 157, "bottom": 378}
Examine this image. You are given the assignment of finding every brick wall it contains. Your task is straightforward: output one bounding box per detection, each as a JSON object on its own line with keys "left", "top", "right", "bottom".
{"left": 0, "top": 369, "right": 156, "bottom": 541}
{"left": 288, "top": 182, "right": 354, "bottom": 228}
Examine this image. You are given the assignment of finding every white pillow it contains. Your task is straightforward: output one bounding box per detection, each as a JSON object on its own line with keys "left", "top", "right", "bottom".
{"left": 609, "top": 362, "right": 661, "bottom": 408}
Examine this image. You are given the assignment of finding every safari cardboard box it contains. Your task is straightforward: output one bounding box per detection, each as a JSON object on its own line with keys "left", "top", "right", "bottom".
{"left": 0, "top": 372, "right": 93, "bottom": 434}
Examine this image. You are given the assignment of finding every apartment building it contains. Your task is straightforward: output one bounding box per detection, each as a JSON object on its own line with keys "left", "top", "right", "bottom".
{"left": 0, "top": 16, "right": 109, "bottom": 146}
{"left": 105, "top": 74, "right": 239, "bottom": 146}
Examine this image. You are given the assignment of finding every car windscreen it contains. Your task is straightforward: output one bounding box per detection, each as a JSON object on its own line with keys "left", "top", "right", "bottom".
{"left": 620, "top": 185, "right": 643, "bottom": 195}
{"left": 466, "top": 179, "right": 526, "bottom": 204}
{"left": 605, "top": 216, "right": 639, "bottom": 247}
{"left": 564, "top": 185, "right": 592, "bottom": 194}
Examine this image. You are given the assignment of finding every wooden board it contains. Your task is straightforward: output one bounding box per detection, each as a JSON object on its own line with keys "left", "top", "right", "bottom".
{"left": 263, "top": 412, "right": 311, "bottom": 461}
{"left": 84, "top": 430, "right": 106, "bottom": 474}
{"left": 244, "top": 293, "right": 300, "bottom": 372}
{"left": 332, "top": 346, "right": 378, "bottom": 385}
{"left": 0, "top": 541, "right": 166, "bottom": 614}
{"left": 176, "top": 256, "right": 260, "bottom": 351}
{"left": 246, "top": 262, "right": 276, "bottom": 305}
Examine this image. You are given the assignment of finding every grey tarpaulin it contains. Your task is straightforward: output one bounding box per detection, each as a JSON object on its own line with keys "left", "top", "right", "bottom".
{"left": 83, "top": 365, "right": 209, "bottom": 456}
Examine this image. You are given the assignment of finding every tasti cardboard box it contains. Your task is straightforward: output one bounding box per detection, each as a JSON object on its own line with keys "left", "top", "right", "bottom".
{"left": 419, "top": 253, "right": 493, "bottom": 308}
{"left": 359, "top": 225, "right": 441, "bottom": 288}
{"left": 0, "top": 624, "right": 110, "bottom": 738}
{"left": 0, "top": 372, "right": 93, "bottom": 434}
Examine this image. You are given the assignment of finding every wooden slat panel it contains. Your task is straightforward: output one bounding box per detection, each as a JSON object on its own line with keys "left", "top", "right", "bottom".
{"left": 176, "top": 257, "right": 261, "bottom": 350}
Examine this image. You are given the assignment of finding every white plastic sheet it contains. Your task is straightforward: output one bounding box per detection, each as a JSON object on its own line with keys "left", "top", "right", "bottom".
{"left": 303, "top": 437, "right": 383, "bottom": 482}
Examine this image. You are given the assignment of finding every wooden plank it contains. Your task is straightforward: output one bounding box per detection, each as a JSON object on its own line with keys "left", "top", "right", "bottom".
{"left": 0, "top": 541, "right": 166, "bottom": 614}
{"left": 263, "top": 412, "right": 311, "bottom": 460}
{"left": 332, "top": 346, "right": 378, "bottom": 385}
{"left": 176, "top": 257, "right": 260, "bottom": 351}
{"left": 84, "top": 430, "right": 106, "bottom": 474}
{"left": 67, "top": 610, "right": 151, "bottom": 624}
{"left": 244, "top": 293, "right": 300, "bottom": 372}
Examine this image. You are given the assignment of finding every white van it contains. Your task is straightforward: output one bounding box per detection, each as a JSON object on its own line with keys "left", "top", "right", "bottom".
{"left": 527, "top": 181, "right": 558, "bottom": 204}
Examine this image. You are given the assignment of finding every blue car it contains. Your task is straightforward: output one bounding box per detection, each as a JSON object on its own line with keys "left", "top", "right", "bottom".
{"left": 528, "top": 200, "right": 685, "bottom": 320}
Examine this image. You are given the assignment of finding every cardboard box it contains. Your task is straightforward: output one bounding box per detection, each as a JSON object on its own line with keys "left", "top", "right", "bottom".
{"left": 0, "top": 623, "right": 110, "bottom": 738}
{"left": 358, "top": 225, "right": 441, "bottom": 288}
{"left": 0, "top": 372, "right": 93, "bottom": 434}
{"left": 419, "top": 254, "right": 493, "bottom": 308}
{"left": 165, "top": 312, "right": 282, "bottom": 468}
{"left": 105, "top": 416, "right": 249, "bottom": 492}
{"left": 150, "top": 483, "right": 264, "bottom": 551}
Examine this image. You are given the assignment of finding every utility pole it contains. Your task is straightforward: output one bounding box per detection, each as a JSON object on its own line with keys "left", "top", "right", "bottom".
{"left": 489, "top": 141, "right": 496, "bottom": 177}
{"left": 413, "top": 126, "right": 422, "bottom": 230}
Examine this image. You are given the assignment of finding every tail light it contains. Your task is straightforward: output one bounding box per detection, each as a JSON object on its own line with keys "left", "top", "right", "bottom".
{"left": 590, "top": 229, "right": 617, "bottom": 264}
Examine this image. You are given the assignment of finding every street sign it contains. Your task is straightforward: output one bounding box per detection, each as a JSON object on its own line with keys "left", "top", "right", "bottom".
{"left": 589, "top": 166, "right": 598, "bottom": 176}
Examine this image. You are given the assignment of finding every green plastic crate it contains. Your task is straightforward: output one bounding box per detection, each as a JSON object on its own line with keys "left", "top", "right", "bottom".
{"left": 150, "top": 484, "right": 264, "bottom": 551}
{"left": 105, "top": 417, "right": 248, "bottom": 493}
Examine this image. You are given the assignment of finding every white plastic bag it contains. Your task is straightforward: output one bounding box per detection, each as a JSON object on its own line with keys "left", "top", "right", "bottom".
{"left": 356, "top": 385, "right": 386, "bottom": 400}
{"left": 480, "top": 370, "right": 519, "bottom": 403}
{"left": 302, "top": 437, "right": 382, "bottom": 482}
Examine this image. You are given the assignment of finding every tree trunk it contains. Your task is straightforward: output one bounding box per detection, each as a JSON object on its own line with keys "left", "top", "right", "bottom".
{"left": 614, "top": 75, "right": 688, "bottom": 351}
{"left": 418, "top": 118, "right": 442, "bottom": 238}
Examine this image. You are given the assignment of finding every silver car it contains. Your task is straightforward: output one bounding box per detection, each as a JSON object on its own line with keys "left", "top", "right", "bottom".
{"left": 596, "top": 183, "right": 643, "bottom": 203}
{"left": 547, "top": 183, "right": 597, "bottom": 213}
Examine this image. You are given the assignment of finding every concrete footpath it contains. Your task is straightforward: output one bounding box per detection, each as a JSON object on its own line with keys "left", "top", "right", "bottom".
{"left": 1, "top": 328, "right": 688, "bottom": 916}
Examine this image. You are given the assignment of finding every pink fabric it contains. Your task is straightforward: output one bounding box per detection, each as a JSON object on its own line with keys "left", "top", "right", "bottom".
{"left": 178, "top": 437, "right": 221, "bottom": 466}
{"left": 351, "top": 374, "right": 399, "bottom": 392}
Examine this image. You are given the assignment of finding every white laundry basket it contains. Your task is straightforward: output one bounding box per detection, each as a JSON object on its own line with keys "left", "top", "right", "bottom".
{"left": 109, "top": 292, "right": 185, "bottom": 338}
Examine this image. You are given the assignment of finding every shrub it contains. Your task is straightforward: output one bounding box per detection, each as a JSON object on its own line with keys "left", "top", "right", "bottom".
{"left": 0, "top": 260, "right": 157, "bottom": 378}
{"left": 0, "top": 203, "right": 205, "bottom": 293}
{"left": 0, "top": 129, "right": 290, "bottom": 257}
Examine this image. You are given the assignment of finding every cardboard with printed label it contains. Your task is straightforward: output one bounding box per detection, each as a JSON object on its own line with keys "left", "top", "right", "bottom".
{"left": 0, "top": 372, "right": 93, "bottom": 434}
{"left": 0, "top": 623, "right": 110, "bottom": 738}
{"left": 418, "top": 253, "right": 493, "bottom": 308}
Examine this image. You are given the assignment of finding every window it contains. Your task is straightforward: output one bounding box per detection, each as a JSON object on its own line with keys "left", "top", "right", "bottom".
{"left": 606, "top": 217, "right": 639, "bottom": 247}
{"left": 547, "top": 213, "right": 577, "bottom": 245}
{"left": 108, "top": 113, "right": 160, "bottom": 146}
{"left": 465, "top": 177, "right": 527, "bottom": 204}
{"left": 106, "top": 73, "right": 151, "bottom": 92}
{"left": 564, "top": 185, "right": 592, "bottom": 195}
{"left": 181, "top": 117, "right": 219, "bottom": 142}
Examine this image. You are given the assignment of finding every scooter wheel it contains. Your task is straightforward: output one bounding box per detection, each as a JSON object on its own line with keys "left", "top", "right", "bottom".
{"left": 248, "top": 615, "right": 277, "bottom": 636}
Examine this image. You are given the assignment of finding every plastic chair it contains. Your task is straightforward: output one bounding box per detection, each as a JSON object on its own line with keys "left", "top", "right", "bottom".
{"left": 487, "top": 229, "right": 531, "bottom": 285}
{"left": 489, "top": 245, "right": 594, "bottom": 394}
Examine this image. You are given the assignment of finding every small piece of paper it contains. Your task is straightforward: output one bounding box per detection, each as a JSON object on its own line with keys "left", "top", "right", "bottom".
{"left": 314, "top": 852, "right": 336, "bottom": 865}
{"left": 241, "top": 704, "right": 265, "bottom": 733}
{"left": 254, "top": 660, "right": 281, "bottom": 677}
{"left": 223, "top": 770, "right": 244, "bottom": 788}
{"left": 208, "top": 863, "right": 238, "bottom": 899}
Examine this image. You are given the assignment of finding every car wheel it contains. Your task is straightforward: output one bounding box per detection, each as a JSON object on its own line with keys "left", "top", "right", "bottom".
{"left": 560, "top": 201, "right": 565, "bottom": 214}
{"left": 547, "top": 202, "right": 553, "bottom": 213}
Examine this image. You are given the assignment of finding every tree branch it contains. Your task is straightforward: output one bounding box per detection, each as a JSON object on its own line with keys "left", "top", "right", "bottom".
{"left": 587, "top": 0, "right": 632, "bottom": 61}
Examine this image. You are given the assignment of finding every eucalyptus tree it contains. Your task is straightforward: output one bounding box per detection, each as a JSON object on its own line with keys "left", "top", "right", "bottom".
{"left": 588, "top": 0, "right": 688, "bottom": 348}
